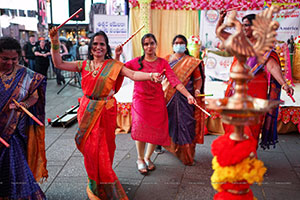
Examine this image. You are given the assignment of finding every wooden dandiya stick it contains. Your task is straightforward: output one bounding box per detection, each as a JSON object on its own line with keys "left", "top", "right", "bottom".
{"left": 159, "top": 69, "right": 166, "bottom": 76}
{"left": 194, "top": 102, "right": 211, "bottom": 117}
{"left": 12, "top": 99, "right": 44, "bottom": 126}
{"left": 57, "top": 8, "right": 83, "bottom": 29}
{"left": 0, "top": 137, "right": 10, "bottom": 148}
{"left": 288, "top": 93, "right": 296, "bottom": 103}
{"left": 197, "top": 94, "right": 213, "bottom": 97}
{"left": 121, "top": 24, "right": 145, "bottom": 47}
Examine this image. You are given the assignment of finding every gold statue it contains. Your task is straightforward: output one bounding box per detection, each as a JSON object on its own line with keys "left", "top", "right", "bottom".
{"left": 206, "top": 6, "right": 283, "bottom": 141}
{"left": 217, "top": 6, "right": 280, "bottom": 65}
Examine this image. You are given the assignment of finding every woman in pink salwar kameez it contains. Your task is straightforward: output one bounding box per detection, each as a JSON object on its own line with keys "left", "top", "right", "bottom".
{"left": 116, "top": 33, "right": 197, "bottom": 175}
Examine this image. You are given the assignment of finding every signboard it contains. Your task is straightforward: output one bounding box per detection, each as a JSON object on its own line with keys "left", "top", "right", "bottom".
{"left": 275, "top": 9, "right": 300, "bottom": 41}
{"left": 200, "top": 10, "right": 261, "bottom": 50}
{"left": 200, "top": 9, "right": 300, "bottom": 81}
{"left": 200, "top": 9, "right": 300, "bottom": 48}
{"left": 204, "top": 51, "right": 233, "bottom": 81}
{"left": 93, "top": 14, "right": 128, "bottom": 48}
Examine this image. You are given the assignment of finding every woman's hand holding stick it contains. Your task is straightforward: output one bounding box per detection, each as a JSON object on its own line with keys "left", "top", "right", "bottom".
{"left": 12, "top": 99, "right": 44, "bottom": 126}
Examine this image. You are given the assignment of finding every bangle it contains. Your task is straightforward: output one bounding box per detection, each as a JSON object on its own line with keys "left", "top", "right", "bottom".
{"left": 51, "top": 43, "right": 60, "bottom": 51}
{"left": 150, "top": 72, "right": 154, "bottom": 81}
{"left": 195, "top": 89, "right": 200, "bottom": 93}
{"left": 282, "top": 83, "right": 288, "bottom": 89}
{"left": 23, "top": 102, "right": 29, "bottom": 108}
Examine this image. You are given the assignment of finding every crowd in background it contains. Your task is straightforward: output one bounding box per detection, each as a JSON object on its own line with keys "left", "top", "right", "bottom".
{"left": 21, "top": 35, "right": 89, "bottom": 85}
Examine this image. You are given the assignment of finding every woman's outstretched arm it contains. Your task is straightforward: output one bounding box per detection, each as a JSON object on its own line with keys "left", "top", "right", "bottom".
{"left": 120, "top": 66, "right": 162, "bottom": 82}
{"left": 49, "top": 27, "right": 79, "bottom": 72}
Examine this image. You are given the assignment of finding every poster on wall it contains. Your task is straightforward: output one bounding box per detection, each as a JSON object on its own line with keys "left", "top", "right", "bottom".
{"left": 200, "top": 10, "right": 261, "bottom": 50}
{"left": 200, "top": 9, "right": 300, "bottom": 81}
{"left": 94, "top": 14, "right": 128, "bottom": 48}
{"left": 200, "top": 9, "right": 300, "bottom": 49}
{"left": 204, "top": 51, "right": 233, "bottom": 81}
{"left": 275, "top": 9, "right": 300, "bottom": 41}
{"left": 94, "top": 14, "right": 130, "bottom": 61}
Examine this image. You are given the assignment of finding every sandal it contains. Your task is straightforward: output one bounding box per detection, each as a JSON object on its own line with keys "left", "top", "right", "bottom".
{"left": 136, "top": 160, "right": 148, "bottom": 175}
{"left": 145, "top": 159, "right": 156, "bottom": 171}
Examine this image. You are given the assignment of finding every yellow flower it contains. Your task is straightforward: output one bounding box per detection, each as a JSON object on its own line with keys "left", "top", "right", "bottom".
{"left": 211, "top": 156, "right": 267, "bottom": 191}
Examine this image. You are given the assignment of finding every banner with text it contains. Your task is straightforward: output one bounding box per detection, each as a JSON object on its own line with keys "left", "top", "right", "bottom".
{"left": 200, "top": 9, "right": 300, "bottom": 81}
{"left": 200, "top": 9, "right": 300, "bottom": 49}
{"left": 94, "top": 14, "right": 128, "bottom": 48}
{"left": 204, "top": 51, "right": 233, "bottom": 81}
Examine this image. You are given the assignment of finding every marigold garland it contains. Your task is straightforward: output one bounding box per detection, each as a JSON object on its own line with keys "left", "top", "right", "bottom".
{"left": 211, "top": 133, "right": 267, "bottom": 199}
{"left": 211, "top": 156, "right": 267, "bottom": 192}
{"left": 211, "top": 133, "right": 257, "bottom": 167}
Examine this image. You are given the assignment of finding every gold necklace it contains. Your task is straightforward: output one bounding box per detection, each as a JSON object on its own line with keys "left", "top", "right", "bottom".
{"left": 90, "top": 61, "right": 104, "bottom": 78}
{"left": 1, "top": 66, "right": 16, "bottom": 90}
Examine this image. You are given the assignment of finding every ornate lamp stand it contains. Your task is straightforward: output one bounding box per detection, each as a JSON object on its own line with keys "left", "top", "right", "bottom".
{"left": 206, "top": 6, "right": 281, "bottom": 199}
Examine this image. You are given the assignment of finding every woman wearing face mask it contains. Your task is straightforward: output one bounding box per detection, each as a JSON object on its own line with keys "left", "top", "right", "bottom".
{"left": 161, "top": 34, "right": 205, "bottom": 165}
{"left": 115, "top": 33, "right": 197, "bottom": 174}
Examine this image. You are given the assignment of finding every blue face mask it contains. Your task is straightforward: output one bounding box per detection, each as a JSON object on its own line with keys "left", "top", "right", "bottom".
{"left": 173, "top": 44, "right": 186, "bottom": 53}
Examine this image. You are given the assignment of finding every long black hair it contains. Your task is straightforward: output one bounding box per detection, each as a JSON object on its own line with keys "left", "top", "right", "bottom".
{"left": 242, "top": 14, "right": 256, "bottom": 25}
{"left": 172, "top": 34, "right": 190, "bottom": 55}
{"left": 0, "top": 37, "right": 22, "bottom": 57}
{"left": 138, "top": 33, "right": 157, "bottom": 70}
{"left": 88, "top": 31, "right": 112, "bottom": 60}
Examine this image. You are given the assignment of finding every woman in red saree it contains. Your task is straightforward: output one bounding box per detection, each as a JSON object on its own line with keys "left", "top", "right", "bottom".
{"left": 162, "top": 35, "right": 205, "bottom": 165}
{"left": 49, "top": 28, "right": 162, "bottom": 200}
{"left": 217, "top": 12, "right": 294, "bottom": 149}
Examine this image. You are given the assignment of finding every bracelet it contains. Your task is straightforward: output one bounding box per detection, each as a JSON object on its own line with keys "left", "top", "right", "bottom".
{"left": 51, "top": 43, "right": 60, "bottom": 51}
{"left": 149, "top": 72, "right": 154, "bottom": 81}
{"left": 23, "top": 102, "right": 29, "bottom": 108}
{"left": 195, "top": 89, "right": 200, "bottom": 93}
{"left": 281, "top": 83, "right": 288, "bottom": 89}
